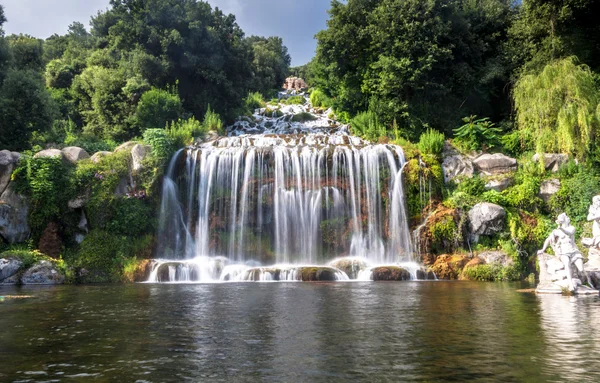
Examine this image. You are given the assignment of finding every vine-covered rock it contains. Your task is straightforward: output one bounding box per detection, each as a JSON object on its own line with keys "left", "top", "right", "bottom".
{"left": 21, "top": 260, "right": 65, "bottom": 285}
{"left": 539, "top": 179, "right": 560, "bottom": 203}
{"left": 0, "top": 184, "right": 30, "bottom": 244}
{"left": 0, "top": 150, "right": 20, "bottom": 195}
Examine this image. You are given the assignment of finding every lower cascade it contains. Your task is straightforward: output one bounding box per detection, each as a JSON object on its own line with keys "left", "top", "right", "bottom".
{"left": 150, "top": 100, "right": 429, "bottom": 282}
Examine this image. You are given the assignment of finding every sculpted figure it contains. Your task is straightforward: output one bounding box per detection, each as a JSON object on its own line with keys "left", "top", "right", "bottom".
{"left": 538, "top": 213, "right": 587, "bottom": 292}
{"left": 582, "top": 195, "right": 600, "bottom": 248}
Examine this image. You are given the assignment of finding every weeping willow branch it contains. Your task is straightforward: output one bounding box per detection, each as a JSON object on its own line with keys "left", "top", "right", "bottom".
{"left": 514, "top": 57, "right": 600, "bottom": 159}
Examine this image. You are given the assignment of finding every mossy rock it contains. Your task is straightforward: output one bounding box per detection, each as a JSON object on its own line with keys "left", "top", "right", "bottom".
{"left": 123, "top": 259, "right": 153, "bottom": 283}
{"left": 416, "top": 268, "right": 437, "bottom": 280}
{"left": 371, "top": 266, "right": 411, "bottom": 281}
{"left": 430, "top": 254, "right": 469, "bottom": 280}
{"left": 300, "top": 267, "right": 338, "bottom": 281}
{"left": 329, "top": 258, "right": 368, "bottom": 279}
{"left": 291, "top": 112, "right": 317, "bottom": 122}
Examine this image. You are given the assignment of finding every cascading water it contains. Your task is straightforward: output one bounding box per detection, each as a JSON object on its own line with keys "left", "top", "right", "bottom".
{"left": 149, "top": 98, "right": 428, "bottom": 282}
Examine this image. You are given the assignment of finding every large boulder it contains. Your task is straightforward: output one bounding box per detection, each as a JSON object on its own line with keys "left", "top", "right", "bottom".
{"left": 329, "top": 257, "right": 368, "bottom": 280}
{"left": 34, "top": 148, "right": 64, "bottom": 160}
{"left": 131, "top": 144, "right": 152, "bottom": 172}
{"left": 430, "top": 254, "right": 469, "bottom": 280}
{"left": 61, "top": 146, "right": 90, "bottom": 164}
{"left": 0, "top": 184, "right": 30, "bottom": 244}
{"left": 539, "top": 179, "right": 561, "bottom": 203}
{"left": 21, "top": 260, "right": 65, "bottom": 285}
{"left": 0, "top": 256, "right": 23, "bottom": 283}
{"left": 114, "top": 141, "right": 138, "bottom": 154}
{"left": 90, "top": 151, "right": 112, "bottom": 163}
{"left": 478, "top": 251, "right": 513, "bottom": 267}
{"left": 533, "top": 153, "right": 569, "bottom": 172}
{"left": 371, "top": 266, "right": 411, "bottom": 281}
{"left": 0, "top": 150, "right": 20, "bottom": 196}
{"left": 442, "top": 155, "right": 474, "bottom": 182}
{"left": 468, "top": 202, "right": 506, "bottom": 241}
{"left": 485, "top": 177, "right": 513, "bottom": 192}
{"left": 473, "top": 153, "right": 517, "bottom": 175}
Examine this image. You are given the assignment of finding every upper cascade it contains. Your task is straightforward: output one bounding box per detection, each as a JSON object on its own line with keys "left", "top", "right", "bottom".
{"left": 152, "top": 94, "right": 416, "bottom": 282}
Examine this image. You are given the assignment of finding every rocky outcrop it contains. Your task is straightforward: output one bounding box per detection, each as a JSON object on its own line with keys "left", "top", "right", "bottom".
{"left": 0, "top": 150, "right": 20, "bottom": 196}
{"left": 34, "top": 148, "right": 65, "bottom": 160}
{"left": 61, "top": 146, "right": 90, "bottom": 164}
{"left": 90, "top": 151, "right": 112, "bottom": 163}
{"left": 114, "top": 141, "right": 138, "bottom": 153}
{"left": 485, "top": 177, "right": 513, "bottom": 192}
{"left": 283, "top": 77, "right": 308, "bottom": 91}
{"left": 473, "top": 153, "right": 517, "bottom": 175}
{"left": 329, "top": 258, "right": 368, "bottom": 280}
{"left": 131, "top": 144, "right": 152, "bottom": 172}
{"left": 533, "top": 153, "right": 569, "bottom": 172}
{"left": 468, "top": 202, "right": 506, "bottom": 241}
{"left": 430, "top": 254, "right": 469, "bottom": 280}
{"left": 478, "top": 251, "right": 513, "bottom": 267}
{"left": 21, "top": 260, "right": 65, "bottom": 285}
{"left": 539, "top": 179, "right": 560, "bottom": 203}
{"left": 442, "top": 154, "right": 474, "bottom": 182}
{"left": 301, "top": 267, "right": 339, "bottom": 281}
{"left": 0, "top": 256, "right": 23, "bottom": 283}
{"left": 371, "top": 266, "right": 411, "bottom": 281}
{"left": 38, "top": 222, "right": 63, "bottom": 258}
{"left": 0, "top": 184, "right": 30, "bottom": 244}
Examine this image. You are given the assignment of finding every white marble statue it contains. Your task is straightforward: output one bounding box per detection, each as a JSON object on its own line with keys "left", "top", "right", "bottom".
{"left": 583, "top": 196, "right": 600, "bottom": 271}
{"left": 537, "top": 213, "right": 596, "bottom": 294}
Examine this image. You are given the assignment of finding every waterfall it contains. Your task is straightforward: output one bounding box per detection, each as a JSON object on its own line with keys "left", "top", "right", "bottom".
{"left": 151, "top": 102, "right": 418, "bottom": 282}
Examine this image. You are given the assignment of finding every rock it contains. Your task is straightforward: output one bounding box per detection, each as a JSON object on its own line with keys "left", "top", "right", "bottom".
{"left": 21, "top": 260, "right": 65, "bottom": 285}
{"left": 0, "top": 256, "right": 23, "bottom": 282}
{"left": 430, "top": 254, "right": 469, "bottom": 280}
{"left": 0, "top": 184, "right": 30, "bottom": 244}
{"left": 68, "top": 194, "right": 89, "bottom": 209}
{"left": 34, "top": 148, "right": 64, "bottom": 160}
{"left": 371, "top": 266, "right": 411, "bottom": 281}
{"left": 282, "top": 77, "right": 308, "bottom": 91}
{"left": 131, "top": 260, "right": 153, "bottom": 282}
{"left": 114, "top": 141, "right": 137, "bottom": 154}
{"left": 464, "top": 256, "right": 486, "bottom": 269}
{"left": 90, "top": 151, "right": 112, "bottom": 163}
{"left": 300, "top": 267, "right": 339, "bottom": 281}
{"left": 204, "top": 130, "right": 219, "bottom": 142}
{"left": 61, "top": 146, "right": 90, "bottom": 164}
{"left": 0, "top": 150, "right": 20, "bottom": 196}
{"left": 415, "top": 268, "right": 437, "bottom": 280}
{"left": 114, "top": 176, "right": 130, "bottom": 197}
{"left": 485, "top": 177, "right": 513, "bottom": 192}
{"left": 478, "top": 251, "right": 513, "bottom": 267}
{"left": 329, "top": 257, "right": 368, "bottom": 279}
{"left": 539, "top": 179, "right": 561, "bottom": 203}
{"left": 468, "top": 203, "right": 506, "bottom": 241}
{"left": 442, "top": 155, "right": 474, "bottom": 182}
{"left": 533, "top": 153, "right": 569, "bottom": 172}
{"left": 38, "top": 222, "right": 62, "bottom": 258}
{"left": 131, "top": 144, "right": 152, "bottom": 172}
{"left": 473, "top": 153, "right": 517, "bottom": 175}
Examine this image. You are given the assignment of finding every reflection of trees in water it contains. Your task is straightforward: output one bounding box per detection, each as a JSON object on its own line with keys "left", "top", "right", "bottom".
{"left": 538, "top": 295, "right": 600, "bottom": 381}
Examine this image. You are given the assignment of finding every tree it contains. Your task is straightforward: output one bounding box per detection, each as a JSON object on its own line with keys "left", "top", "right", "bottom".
{"left": 0, "top": 69, "right": 56, "bottom": 151}
{"left": 247, "top": 36, "right": 291, "bottom": 96}
{"left": 7, "top": 34, "right": 45, "bottom": 71}
{"left": 136, "top": 87, "right": 183, "bottom": 130}
{"left": 513, "top": 57, "right": 600, "bottom": 159}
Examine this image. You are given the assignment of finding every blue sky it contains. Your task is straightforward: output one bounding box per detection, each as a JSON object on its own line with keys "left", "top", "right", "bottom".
{"left": 1, "top": 0, "right": 330, "bottom": 66}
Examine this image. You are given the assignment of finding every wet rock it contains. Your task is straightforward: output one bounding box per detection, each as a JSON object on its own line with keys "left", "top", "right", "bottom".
{"left": 125, "top": 259, "right": 153, "bottom": 283}
{"left": 0, "top": 184, "right": 30, "bottom": 244}
{"left": 485, "top": 177, "right": 513, "bottom": 192}
{"left": 329, "top": 258, "right": 368, "bottom": 280}
{"left": 131, "top": 144, "right": 151, "bottom": 172}
{"left": 371, "top": 266, "right": 411, "bottom": 281}
{"left": 430, "top": 254, "right": 469, "bottom": 280}
{"left": 21, "top": 260, "right": 65, "bottom": 285}
{"left": 442, "top": 155, "right": 474, "bottom": 183}
{"left": 533, "top": 153, "right": 569, "bottom": 172}
{"left": 38, "top": 222, "right": 62, "bottom": 258}
{"left": 539, "top": 179, "right": 560, "bottom": 203}
{"left": 204, "top": 130, "right": 219, "bottom": 142}
{"left": 90, "top": 151, "right": 112, "bottom": 163}
{"left": 61, "top": 146, "right": 90, "bottom": 164}
{"left": 415, "top": 268, "right": 437, "bottom": 280}
{"left": 0, "top": 256, "right": 23, "bottom": 282}
{"left": 34, "top": 148, "right": 65, "bottom": 160}
{"left": 468, "top": 203, "right": 506, "bottom": 242}
{"left": 0, "top": 150, "right": 20, "bottom": 196}
{"left": 301, "top": 267, "right": 338, "bottom": 282}
{"left": 473, "top": 153, "right": 517, "bottom": 175}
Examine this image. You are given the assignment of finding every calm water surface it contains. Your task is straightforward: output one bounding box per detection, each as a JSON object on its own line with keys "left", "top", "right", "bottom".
{"left": 1, "top": 281, "right": 600, "bottom": 382}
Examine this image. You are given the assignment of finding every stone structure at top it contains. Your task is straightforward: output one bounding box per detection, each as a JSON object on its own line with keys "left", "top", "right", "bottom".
{"left": 282, "top": 77, "right": 308, "bottom": 91}
{"left": 537, "top": 211, "right": 598, "bottom": 294}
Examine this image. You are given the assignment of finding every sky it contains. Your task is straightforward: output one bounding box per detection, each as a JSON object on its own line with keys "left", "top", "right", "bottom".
{"left": 1, "top": 0, "right": 331, "bottom": 66}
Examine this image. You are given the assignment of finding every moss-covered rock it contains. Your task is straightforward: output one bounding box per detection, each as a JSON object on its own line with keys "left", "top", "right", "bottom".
{"left": 329, "top": 258, "right": 368, "bottom": 279}
{"left": 430, "top": 254, "right": 469, "bottom": 280}
{"left": 371, "top": 266, "right": 411, "bottom": 281}
{"left": 300, "top": 267, "right": 338, "bottom": 281}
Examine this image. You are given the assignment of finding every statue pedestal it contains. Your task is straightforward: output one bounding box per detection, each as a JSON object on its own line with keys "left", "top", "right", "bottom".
{"left": 536, "top": 252, "right": 599, "bottom": 295}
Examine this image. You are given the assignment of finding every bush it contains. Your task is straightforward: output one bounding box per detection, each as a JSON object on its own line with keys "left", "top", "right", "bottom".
{"left": 135, "top": 87, "right": 182, "bottom": 131}
{"left": 351, "top": 111, "right": 386, "bottom": 141}
{"left": 74, "top": 230, "right": 130, "bottom": 283}
{"left": 551, "top": 166, "right": 600, "bottom": 224}
{"left": 310, "top": 89, "right": 332, "bottom": 108}
{"left": 167, "top": 117, "right": 206, "bottom": 148}
{"left": 453, "top": 115, "right": 501, "bottom": 151}
{"left": 143, "top": 128, "right": 175, "bottom": 161}
{"left": 245, "top": 92, "right": 266, "bottom": 111}
{"left": 285, "top": 95, "right": 306, "bottom": 105}
{"left": 203, "top": 106, "right": 224, "bottom": 135}
{"left": 417, "top": 128, "right": 445, "bottom": 158}
{"left": 461, "top": 263, "right": 521, "bottom": 281}
{"left": 107, "top": 198, "right": 154, "bottom": 237}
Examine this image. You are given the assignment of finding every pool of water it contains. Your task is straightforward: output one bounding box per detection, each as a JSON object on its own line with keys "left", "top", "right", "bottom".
{"left": 1, "top": 282, "right": 600, "bottom": 382}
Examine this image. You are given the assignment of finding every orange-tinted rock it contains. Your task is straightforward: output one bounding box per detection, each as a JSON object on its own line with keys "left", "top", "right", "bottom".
{"left": 283, "top": 77, "right": 308, "bottom": 91}
{"left": 372, "top": 266, "right": 411, "bottom": 281}
{"left": 464, "top": 256, "right": 486, "bottom": 269}
{"left": 430, "top": 254, "right": 469, "bottom": 280}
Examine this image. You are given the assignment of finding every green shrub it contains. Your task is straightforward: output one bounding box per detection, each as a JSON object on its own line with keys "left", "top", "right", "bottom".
{"left": 74, "top": 230, "right": 130, "bottom": 283}
{"left": 286, "top": 95, "right": 305, "bottom": 105}
{"left": 417, "top": 128, "right": 445, "bottom": 158}
{"left": 430, "top": 215, "right": 457, "bottom": 253}
{"left": 143, "top": 128, "right": 175, "bottom": 161}
{"left": 310, "top": 89, "right": 332, "bottom": 108}
{"left": 351, "top": 111, "right": 386, "bottom": 141}
{"left": 503, "top": 177, "right": 541, "bottom": 211}
{"left": 481, "top": 190, "right": 508, "bottom": 206}
{"left": 135, "top": 87, "right": 182, "bottom": 131}
{"left": 106, "top": 198, "right": 154, "bottom": 237}
{"left": 245, "top": 92, "right": 266, "bottom": 111}
{"left": 167, "top": 117, "right": 206, "bottom": 147}
{"left": 461, "top": 263, "right": 521, "bottom": 281}
{"left": 551, "top": 166, "right": 600, "bottom": 224}
{"left": 202, "top": 106, "right": 224, "bottom": 135}
{"left": 453, "top": 115, "right": 502, "bottom": 151}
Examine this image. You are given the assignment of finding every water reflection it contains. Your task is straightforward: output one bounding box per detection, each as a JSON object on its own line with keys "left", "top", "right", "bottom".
{"left": 1, "top": 283, "right": 600, "bottom": 382}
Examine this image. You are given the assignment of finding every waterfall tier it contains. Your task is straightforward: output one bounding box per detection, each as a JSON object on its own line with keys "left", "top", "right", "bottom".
{"left": 152, "top": 100, "right": 415, "bottom": 282}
